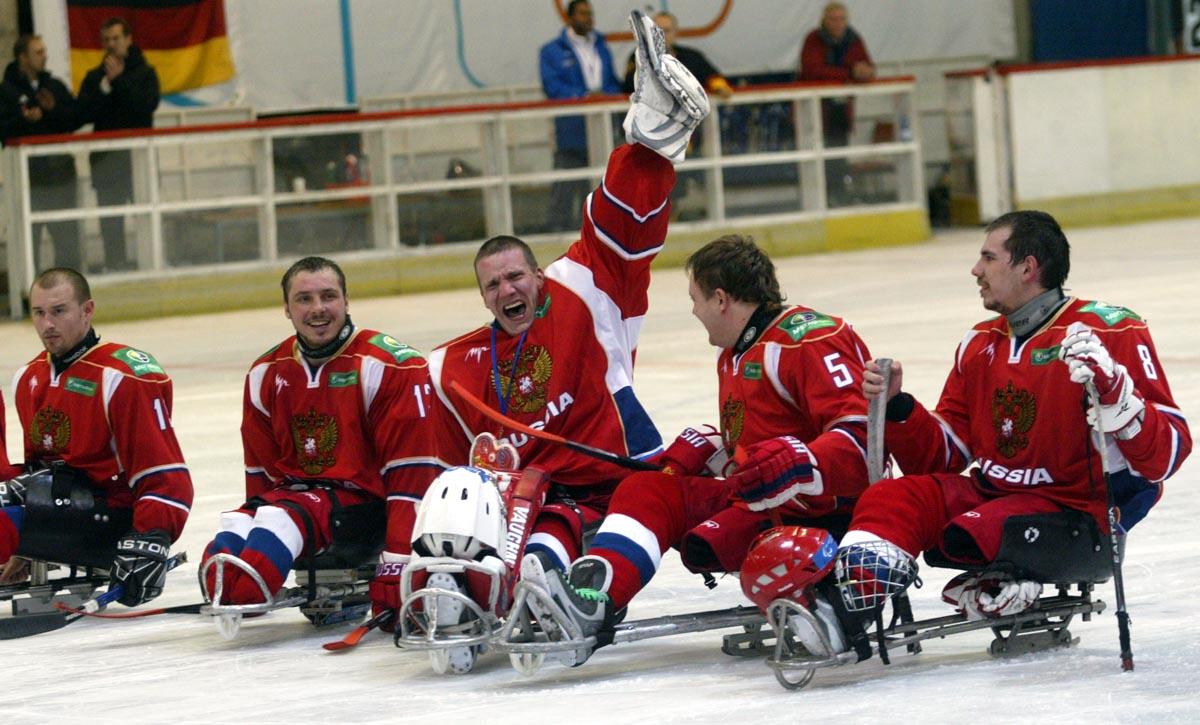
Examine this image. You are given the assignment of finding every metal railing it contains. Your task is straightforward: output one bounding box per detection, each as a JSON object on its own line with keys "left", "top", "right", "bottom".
{"left": 3, "top": 79, "right": 922, "bottom": 318}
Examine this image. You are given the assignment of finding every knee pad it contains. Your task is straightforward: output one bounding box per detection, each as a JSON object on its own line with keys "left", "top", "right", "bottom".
{"left": 251, "top": 505, "right": 304, "bottom": 558}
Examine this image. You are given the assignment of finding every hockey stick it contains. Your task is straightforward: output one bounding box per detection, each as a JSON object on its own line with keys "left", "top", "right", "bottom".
{"left": 54, "top": 600, "right": 205, "bottom": 618}
{"left": 1085, "top": 383, "right": 1134, "bottom": 671}
{"left": 448, "top": 380, "right": 660, "bottom": 472}
{"left": 323, "top": 609, "right": 395, "bottom": 651}
{"left": 0, "top": 552, "right": 188, "bottom": 640}
{"left": 867, "top": 358, "right": 893, "bottom": 483}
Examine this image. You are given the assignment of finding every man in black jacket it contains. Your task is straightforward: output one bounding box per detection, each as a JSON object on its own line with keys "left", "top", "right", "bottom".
{"left": 78, "top": 17, "right": 159, "bottom": 273}
{"left": 0, "top": 34, "right": 82, "bottom": 269}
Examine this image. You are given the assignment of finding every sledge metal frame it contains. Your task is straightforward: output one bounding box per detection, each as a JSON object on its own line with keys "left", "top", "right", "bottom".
{"left": 766, "top": 582, "right": 1107, "bottom": 690}
{"left": 491, "top": 579, "right": 768, "bottom": 674}
{"left": 197, "top": 553, "right": 371, "bottom": 639}
{"left": 395, "top": 557, "right": 505, "bottom": 653}
{"left": 1, "top": 559, "right": 108, "bottom": 617}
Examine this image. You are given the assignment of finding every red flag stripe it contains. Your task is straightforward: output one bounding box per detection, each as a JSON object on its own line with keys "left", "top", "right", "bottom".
{"left": 67, "top": 1, "right": 228, "bottom": 51}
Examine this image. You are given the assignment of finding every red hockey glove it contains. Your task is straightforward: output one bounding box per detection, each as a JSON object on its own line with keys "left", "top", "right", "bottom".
{"left": 369, "top": 551, "right": 408, "bottom": 632}
{"left": 1060, "top": 323, "right": 1145, "bottom": 437}
{"left": 725, "top": 436, "right": 822, "bottom": 512}
{"left": 659, "top": 425, "right": 728, "bottom": 476}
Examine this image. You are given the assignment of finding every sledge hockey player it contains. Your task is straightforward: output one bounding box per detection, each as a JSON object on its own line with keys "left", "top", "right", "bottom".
{"left": 0, "top": 393, "right": 15, "bottom": 480}
{"left": 397, "top": 10, "right": 709, "bottom": 665}
{"left": 748, "top": 210, "right": 1190, "bottom": 663}
{"left": 514, "top": 235, "right": 876, "bottom": 666}
{"left": 1, "top": 268, "right": 193, "bottom": 606}
{"left": 200, "top": 256, "right": 442, "bottom": 614}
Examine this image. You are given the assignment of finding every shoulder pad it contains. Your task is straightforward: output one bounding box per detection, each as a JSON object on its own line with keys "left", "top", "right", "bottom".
{"left": 1078, "top": 301, "right": 1142, "bottom": 327}
{"left": 366, "top": 333, "right": 423, "bottom": 364}
{"left": 776, "top": 309, "right": 837, "bottom": 342}
{"left": 110, "top": 347, "right": 165, "bottom": 376}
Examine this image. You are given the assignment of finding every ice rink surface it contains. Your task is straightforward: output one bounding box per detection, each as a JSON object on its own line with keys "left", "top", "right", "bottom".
{"left": 2, "top": 218, "right": 1198, "bottom": 724}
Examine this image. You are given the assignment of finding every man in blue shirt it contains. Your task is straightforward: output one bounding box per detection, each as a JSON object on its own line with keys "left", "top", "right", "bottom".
{"left": 538, "top": 0, "right": 621, "bottom": 232}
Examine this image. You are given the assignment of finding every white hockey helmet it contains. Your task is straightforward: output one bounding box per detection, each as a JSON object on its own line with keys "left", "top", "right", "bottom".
{"left": 412, "top": 466, "right": 507, "bottom": 561}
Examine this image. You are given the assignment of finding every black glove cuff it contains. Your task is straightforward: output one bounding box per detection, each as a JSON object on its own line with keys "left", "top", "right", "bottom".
{"left": 885, "top": 392, "right": 916, "bottom": 423}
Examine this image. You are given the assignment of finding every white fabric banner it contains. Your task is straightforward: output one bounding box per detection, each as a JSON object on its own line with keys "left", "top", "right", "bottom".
{"left": 35, "top": 0, "right": 1016, "bottom": 113}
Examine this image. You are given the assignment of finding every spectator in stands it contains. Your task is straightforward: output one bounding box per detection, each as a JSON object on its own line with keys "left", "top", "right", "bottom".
{"left": 78, "top": 17, "right": 160, "bottom": 273}
{"left": 538, "top": 0, "right": 621, "bottom": 232}
{"left": 797, "top": 2, "right": 875, "bottom": 203}
{"left": 621, "top": 12, "right": 733, "bottom": 100}
{"left": 0, "top": 34, "right": 82, "bottom": 270}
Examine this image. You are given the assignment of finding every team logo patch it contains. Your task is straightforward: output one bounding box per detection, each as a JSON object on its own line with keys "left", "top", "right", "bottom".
{"left": 1030, "top": 346, "right": 1060, "bottom": 366}
{"left": 328, "top": 371, "right": 358, "bottom": 388}
{"left": 777, "top": 310, "right": 836, "bottom": 341}
{"left": 65, "top": 377, "right": 97, "bottom": 397}
{"left": 290, "top": 408, "right": 339, "bottom": 475}
{"left": 113, "top": 347, "right": 165, "bottom": 376}
{"left": 743, "top": 362, "right": 763, "bottom": 380}
{"left": 491, "top": 344, "right": 552, "bottom": 414}
{"left": 368, "top": 333, "right": 421, "bottom": 364}
{"left": 30, "top": 406, "right": 71, "bottom": 454}
{"left": 1080, "top": 301, "right": 1140, "bottom": 327}
{"left": 991, "top": 381, "right": 1036, "bottom": 457}
{"left": 719, "top": 396, "right": 745, "bottom": 453}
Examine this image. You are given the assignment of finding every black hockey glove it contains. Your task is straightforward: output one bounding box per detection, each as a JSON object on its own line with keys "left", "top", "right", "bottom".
{"left": 110, "top": 529, "right": 172, "bottom": 606}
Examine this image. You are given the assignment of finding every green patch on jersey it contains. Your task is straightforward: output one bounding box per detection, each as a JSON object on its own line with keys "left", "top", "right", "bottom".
{"left": 329, "top": 371, "right": 359, "bottom": 388}
{"left": 1031, "top": 346, "right": 1060, "bottom": 366}
{"left": 260, "top": 343, "right": 282, "bottom": 359}
{"left": 112, "top": 347, "right": 165, "bottom": 376}
{"left": 777, "top": 310, "right": 836, "bottom": 341}
{"left": 65, "top": 377, "right": 97, "bottom": 397}
{"left": 368, "top": 333, "right": 421, "bottom": 364}
{"left": 1080, "top": 301, "right": 1141, "bottom": 327}
{"left": 743, "top": 362, "right": 763, "bottom": 380}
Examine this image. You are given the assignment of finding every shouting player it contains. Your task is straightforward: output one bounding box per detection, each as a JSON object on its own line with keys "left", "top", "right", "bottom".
{"left": 516, "top": 235, "right": 876, "bottom": 664}
{"left": 394, "top": 11, "right": 710, "bottom": 635}
{"left": 200, "top": 256, "right": 442, "bottom": 607}
{"left": 814, "top": 211, "right": 1190, "bottom": 648}
{"left": 1, "top": 268, "right": 192, "bottom": 605}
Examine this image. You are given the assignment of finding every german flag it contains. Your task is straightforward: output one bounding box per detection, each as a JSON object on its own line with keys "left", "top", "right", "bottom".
{"left": 67, "top": 0, "right": 235, "bottom": 94}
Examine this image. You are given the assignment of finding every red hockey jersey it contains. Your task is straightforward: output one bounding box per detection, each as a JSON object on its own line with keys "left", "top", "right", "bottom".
{"left": 12, "top": 342, "right": 193, "bottom": 539}
{"left": 429, "top": 144, "right": 674, "bottom": 485}
{"left": 718, "top": 306, "right": 873, "bottom": 517}
{"left": 1, "top": 391, "right": 18, "bottom": 479}
{"left": 242, "top": 328, "right": 442, "bottom": 553}
{"left": 888, "top": 297, "right": 1190, "bottom": 526}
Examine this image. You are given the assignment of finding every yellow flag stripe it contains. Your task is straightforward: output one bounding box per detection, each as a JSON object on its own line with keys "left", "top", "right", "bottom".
{"left": 70, "top": 36, "right": 235, "bottom": 95}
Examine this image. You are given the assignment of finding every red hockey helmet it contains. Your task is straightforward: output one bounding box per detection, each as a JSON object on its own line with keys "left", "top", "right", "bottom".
{"left": 740, "top": 526, "right": 839, "bottom": 612}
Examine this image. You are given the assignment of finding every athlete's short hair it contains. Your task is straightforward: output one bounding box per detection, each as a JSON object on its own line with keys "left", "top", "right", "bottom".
{"left": 281, "top": 256, "right": 347, "bottom": 302}
{"left": 102, "top": 17, "right": 132, "bottom": 36}
{"left": 31, "top": 267, "right": 91, "bottom": 305}
{"left": 13, "top": 34, "right": 41, "bottom": 61}
{"left": 986, "top": 210, "right": 1071, "bottom": 290}
{"left": 473, "top": 235, "right": 539, "bottom": 285}
{"left": 686, "top": 235, "right": 785, "bottom": 309}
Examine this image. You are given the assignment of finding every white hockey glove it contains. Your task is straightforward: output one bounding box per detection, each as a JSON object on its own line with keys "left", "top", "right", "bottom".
{"left": 623, "top": 9, "right": 710, "bottom": 164}
{"left": 942, "top": 571, "right": 1042, "bottom": 620}
{"left": 1059, "top": 323, "right": 1145, "bottom": 438}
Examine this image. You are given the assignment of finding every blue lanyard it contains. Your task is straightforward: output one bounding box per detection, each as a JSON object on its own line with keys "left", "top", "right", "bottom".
{"left": 490, "top": 323, "right": 530, "bottom": 416}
